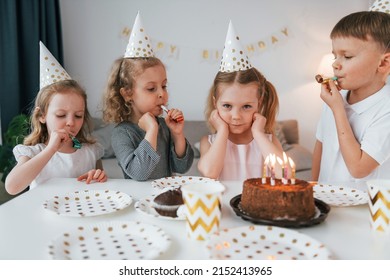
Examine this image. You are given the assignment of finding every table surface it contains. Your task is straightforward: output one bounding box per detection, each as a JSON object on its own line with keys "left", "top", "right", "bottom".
{"left": 0, "top": 178, "right": 389, "bottom": 260}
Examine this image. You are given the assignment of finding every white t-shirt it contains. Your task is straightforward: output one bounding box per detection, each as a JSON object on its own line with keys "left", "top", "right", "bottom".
{"left": 316, "top": 84, "right": 390, "bottom": 189}
{"left": 208, "top": 134, "right": 270, "bottom": 181}
{"left": 13, "top": 143, "right": 104, "bottom": 189}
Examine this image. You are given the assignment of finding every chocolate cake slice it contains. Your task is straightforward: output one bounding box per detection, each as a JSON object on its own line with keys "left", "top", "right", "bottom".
{"left": 152, "top": 189, "right": 184, "bottom": 218}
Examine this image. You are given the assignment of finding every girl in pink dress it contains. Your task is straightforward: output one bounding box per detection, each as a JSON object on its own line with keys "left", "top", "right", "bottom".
{"left": 198, "top": 22, "right": 283, "bottom": 181}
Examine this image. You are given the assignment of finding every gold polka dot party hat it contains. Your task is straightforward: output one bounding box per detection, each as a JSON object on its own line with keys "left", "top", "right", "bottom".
{"left": 39, "top": 41, "right": 71, "bottom": 89}
{"left": 219, "top": 20, "right": 253, "bottom": 73}
{"left": 370, "top": 0, "right": 390, "bottom": 14}
{"left": 124, "top": 11, "right": 154, "bottom": 58}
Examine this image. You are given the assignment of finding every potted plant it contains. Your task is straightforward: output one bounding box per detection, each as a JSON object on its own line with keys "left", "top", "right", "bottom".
{"left": 0, "top": 114, "right": 30, "bottom": 182}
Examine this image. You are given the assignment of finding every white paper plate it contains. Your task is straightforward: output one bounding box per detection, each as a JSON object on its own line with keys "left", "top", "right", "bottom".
{"left": 313, "top": 184, "right": 368, "bottom": 207}
{"left": 48, "top": 221, "right": 171, "bottom": 260}
{"left": 206, "top": 225, "right": 332, "bottom": 260}
{"left": 134, "top": 195, "right": 185, "bottom": 220}
{"left": 43, "top": 189, "right": 132, "bottom": 217}
{"left": 151, "top": 176, "right": 215, "bottom": 191}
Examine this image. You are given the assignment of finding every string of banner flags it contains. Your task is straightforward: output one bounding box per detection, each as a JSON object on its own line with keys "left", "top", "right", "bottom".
{"left": 120, "top": 26, "right": 291, "bottom": 63}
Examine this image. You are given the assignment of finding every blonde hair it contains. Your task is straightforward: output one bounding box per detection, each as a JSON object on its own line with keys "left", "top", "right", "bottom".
{"left": 23, "top": 80, "right": 94, "bottom": 145}
{"left": 102, "top": 57, "right": 165, "bottom": 123}
{"left": 205, "top": 68, "right": 279, "bottom": 134}
{"left": 331, "top": 11, "right": 390, "bottom": 52}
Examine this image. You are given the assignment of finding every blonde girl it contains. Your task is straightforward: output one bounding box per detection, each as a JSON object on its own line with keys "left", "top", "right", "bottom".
{"left": 6, "top": 80, "right": 107, "bottom": 195}
{"left": 103, "top": 57, "right": 194, "bottom": 181}
{"left": 198, "top": 68, "right": 283, "bottom": 180}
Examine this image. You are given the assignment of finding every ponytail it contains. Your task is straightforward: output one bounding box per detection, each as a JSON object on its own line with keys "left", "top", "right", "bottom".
{"left": 260, "top": 80, "right": 279, "bottom": 134}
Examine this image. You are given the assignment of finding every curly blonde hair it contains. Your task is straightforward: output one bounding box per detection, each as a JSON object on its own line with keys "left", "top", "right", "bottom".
{"left": 205, "top": 68, "right": 279, "bottom": 134}
{"left": 23, "top": 80, "right": 94, "bottom": 146}
{"left": 102, "top": 57, "right": 165, "bottom": 123}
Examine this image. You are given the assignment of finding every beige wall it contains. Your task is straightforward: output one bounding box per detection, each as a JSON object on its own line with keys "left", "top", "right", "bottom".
{"left": 60, "top": 0, "right": 369, "bottom": 152}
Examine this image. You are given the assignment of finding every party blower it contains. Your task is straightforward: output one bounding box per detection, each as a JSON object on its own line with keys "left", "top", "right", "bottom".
{"left": 315, "top": 74, "right": 338, "bottom": 84}
{"left": 69, "top": 134, "right": 82, "bottom": 149}
{"left": 161, "top": 105, "right": 184, "bottom": 123}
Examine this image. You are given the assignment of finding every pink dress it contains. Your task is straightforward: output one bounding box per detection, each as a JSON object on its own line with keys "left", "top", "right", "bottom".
{"left": 208, "top": 134, "right": 269, "bottom": 181}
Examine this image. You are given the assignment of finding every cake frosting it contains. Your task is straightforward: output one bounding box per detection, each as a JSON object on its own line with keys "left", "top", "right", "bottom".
{"left": 240, "top": 178, "right": 315, "bottom": 221}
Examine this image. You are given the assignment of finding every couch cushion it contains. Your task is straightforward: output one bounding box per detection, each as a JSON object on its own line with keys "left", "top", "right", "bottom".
{"left": 285, "top": 144, "right": 312, "bottom": 171}
{"left": 183, "top": 121, "right": 209, "bottom": 159}
{"left": 275, "top": 122, "right": 292, "bottom": 151}
{"left": 183, "top": 121, "right": 210, "bottom": 146}
{"left": 278, "top": 119, "right": 299, "bottom": 145}
{"left": 91, "top": 118, "right": 116, "bottom": 159}
{"left": 92, "top": 124, "right": 116, "bottom": 158}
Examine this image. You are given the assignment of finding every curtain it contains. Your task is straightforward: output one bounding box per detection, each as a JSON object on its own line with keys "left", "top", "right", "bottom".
{"left": 0, "top": 0, "right": 63, "bottom": 136}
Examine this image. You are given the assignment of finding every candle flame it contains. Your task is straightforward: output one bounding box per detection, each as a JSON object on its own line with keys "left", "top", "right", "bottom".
{"left": 264, "top": 155, "right": 269, "bottom": 165}
{"left": 283, "top": 152, "right": 288, "bottom": 164}
{"left": 277, "top": 157, "right": 283, "bottom": 166}
{"left": 288, "top": 157, "right": 295, "bottom": 168}
{"left": 270, "top": 154, "right": 276, "bottom": 166}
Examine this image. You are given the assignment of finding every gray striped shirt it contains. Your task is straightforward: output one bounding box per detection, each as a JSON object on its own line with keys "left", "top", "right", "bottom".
{"left": 111, "top": 118, "right": 194, "bottom": 181}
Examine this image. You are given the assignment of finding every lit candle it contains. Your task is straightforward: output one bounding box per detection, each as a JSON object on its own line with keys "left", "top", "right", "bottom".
{"left": 277, "top": 156, "right": 286, "bottom": 184}
{"left": 262, "top": 155, "right": 269, "bottom": 183}
{"left": 288, "top": 157, "right": 296, "bottom": 185}
{"left": 283, "top": 152, "right": 288, "bottom": 181}
{"left": 270, "top": 154, "right": 276, "bottom": 186}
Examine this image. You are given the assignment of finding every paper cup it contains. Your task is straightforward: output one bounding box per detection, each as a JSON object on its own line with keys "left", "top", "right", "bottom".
{"left": 181, "top": 182, "right": 225, "bottom": 241}
{"left": 367, "top": 180, "right": 390, "bottom": 234}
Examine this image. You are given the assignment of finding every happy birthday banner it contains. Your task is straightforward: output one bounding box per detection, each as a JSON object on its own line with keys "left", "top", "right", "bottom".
{"left": 120, "top": 26, "right": 291, "bottom": 63}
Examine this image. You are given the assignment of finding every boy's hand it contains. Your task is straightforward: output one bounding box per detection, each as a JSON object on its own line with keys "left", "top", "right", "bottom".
{"left": 77, "top": 169, "right": 107, "bottom": 184}
{"left": 320, "top": 80, "right": 344, "bottom": 111}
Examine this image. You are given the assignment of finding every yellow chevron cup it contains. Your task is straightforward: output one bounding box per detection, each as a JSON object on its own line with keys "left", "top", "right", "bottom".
{"left": 181, "top": 182, "right": 225, "bottom": 240}
{"left": 367, "top": 180, "right": 390, "bottom": 234}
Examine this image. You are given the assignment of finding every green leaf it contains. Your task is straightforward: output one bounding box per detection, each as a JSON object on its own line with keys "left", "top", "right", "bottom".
{"left": 0, "top": 114, "right": 30, "bottom": 182}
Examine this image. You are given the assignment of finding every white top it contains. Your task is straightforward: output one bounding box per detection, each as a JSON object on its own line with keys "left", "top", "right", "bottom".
{"left": 208, "top": 134, "right": 268, "bottom": 181}
{"left": 316, "top": 84, "right": 390, "bottom": 189}
{"left": 13, "top": 143, "right": 104, "bottom": 189}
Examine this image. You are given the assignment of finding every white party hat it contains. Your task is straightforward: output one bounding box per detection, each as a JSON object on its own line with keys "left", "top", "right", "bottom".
{"left": 124, "top": 12, "right": 154, "bottom": 58}
{"left": 219, "top": 21, "right": 253, "bottom": 73}
{"left": 369, "top": 0, "right": 390, "bottom": 14}
{"left": 39, "top": 41, "right": 71, "bottom": 89}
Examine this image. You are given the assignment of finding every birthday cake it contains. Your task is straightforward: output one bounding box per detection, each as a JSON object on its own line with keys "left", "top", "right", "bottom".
{"left": 240, "top": 178, "right": 316, "bottom": 221}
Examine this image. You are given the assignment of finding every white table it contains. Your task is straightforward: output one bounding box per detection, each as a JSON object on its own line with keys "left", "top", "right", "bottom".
{"left": 0, "top": 178, "right": 389, "bottom": 260}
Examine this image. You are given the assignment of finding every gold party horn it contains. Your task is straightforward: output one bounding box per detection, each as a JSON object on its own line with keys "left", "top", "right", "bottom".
{"left": 315, "top": 74, "right": 338, "bottom": 84}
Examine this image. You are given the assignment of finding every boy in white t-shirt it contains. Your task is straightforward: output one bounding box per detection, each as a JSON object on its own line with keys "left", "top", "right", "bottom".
{"left": 312, "top": 11, "right": 390, "bottom": 188}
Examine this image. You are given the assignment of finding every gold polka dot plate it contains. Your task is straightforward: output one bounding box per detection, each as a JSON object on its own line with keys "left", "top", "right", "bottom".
{"left": 48, "top": 221, "right": 171, "bottom": 260}
{"left": 151, "top": 176, "right": 216, "bottom": 191}
{"left": 134, "top": 195, "right": 186, "bottom": 220}
{"left": 206, "top": 225, "right": 332, "bottom": 260}
{"left": 313, "top": 184, "right": 368, "bottom": 207}
{"left": 43, "top": 189, "right": 133, "bottom": 217}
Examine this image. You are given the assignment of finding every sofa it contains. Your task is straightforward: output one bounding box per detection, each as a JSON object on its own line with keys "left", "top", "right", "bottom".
{"left": 93, "top": 119, "right": 313, "bottom": 180}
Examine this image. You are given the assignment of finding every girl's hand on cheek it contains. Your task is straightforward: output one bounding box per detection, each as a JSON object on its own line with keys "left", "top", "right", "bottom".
{"left": 210, "top": 109, "right": 228, "bottom": 132}
{"left": 251, "top": 113, "right": 266, "bottom": 134}
{"left": 138, "top": 112, "right": 158, "bottom": 132}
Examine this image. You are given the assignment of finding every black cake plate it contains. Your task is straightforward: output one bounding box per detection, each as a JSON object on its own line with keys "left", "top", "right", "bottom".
{"left": 230, "top": 194, "right": 330, "bottom": 228}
